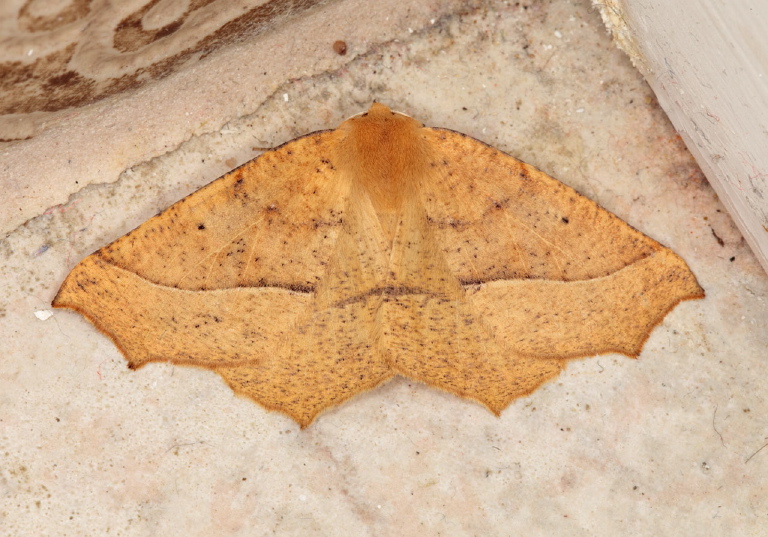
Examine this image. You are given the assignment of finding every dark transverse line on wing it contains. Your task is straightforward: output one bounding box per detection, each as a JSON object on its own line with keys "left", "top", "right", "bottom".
{"left": 244, "top": 281, "right": 495, "bottom": 307}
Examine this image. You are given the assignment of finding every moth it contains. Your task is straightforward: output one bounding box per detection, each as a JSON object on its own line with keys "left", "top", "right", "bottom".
{"left": 53, "top": 103, "right": 704, "bottom": 427}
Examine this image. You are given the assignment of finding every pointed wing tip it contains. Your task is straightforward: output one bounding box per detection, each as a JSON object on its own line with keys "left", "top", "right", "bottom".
{"left": 51, "top": 288, "right": 63, "bottom": 308}
{"left": 270, "top": 407, "right": 319, "bottom": 430}
{"left": 297, "top": 418, "right": 314, "bottom": 430}
{"left": 488, "top": 406, "right": 503, "bottom": 418}
{"left": 51, "top": 275, "right": 74, "bottom": 309}
{"left": 223, "top": 385, "right": 322, "bottom": 429}
{"left": 49, "top": 290, "right": 151, "bottom": 371}
{"left": 691, "top": 286, "right": 706, "bottom": 300}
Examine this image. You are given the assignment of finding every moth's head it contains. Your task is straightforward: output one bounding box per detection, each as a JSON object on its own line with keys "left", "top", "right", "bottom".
{"left": 340, "top": 102, "right": 424, "bottom": 131}
{"left": 335, "top": 102, "right": 431, "bottom": 199}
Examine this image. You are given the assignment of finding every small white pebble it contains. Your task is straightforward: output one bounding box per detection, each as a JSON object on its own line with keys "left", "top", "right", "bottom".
{"left": 34, "top": 310, "right": 53, "bottom": 321}
{"left": 554, "top": 30, "right": 563, "bottom": 38}
{"left": 283, "top": 93, "right": 289, "bottom": 102}
{"left": 576, "top": 108, "right": 584, "bottom": 113}
{"left": 299, "top": 494, "right": 307, "bottom": 501}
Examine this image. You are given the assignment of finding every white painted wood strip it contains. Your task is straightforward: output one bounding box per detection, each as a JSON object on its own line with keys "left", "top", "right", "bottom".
{"left": 595, "top": 0, "right": 768, "bottom": 274}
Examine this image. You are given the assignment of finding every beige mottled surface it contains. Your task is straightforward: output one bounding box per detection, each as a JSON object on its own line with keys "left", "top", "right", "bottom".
{"left": 1, "top": 0, "right": 475, "bottom": 235}
{"left": 2, "top": 0, "right": 767, "bottom": 535}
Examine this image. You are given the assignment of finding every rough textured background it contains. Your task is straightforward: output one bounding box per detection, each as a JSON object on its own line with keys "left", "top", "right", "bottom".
{"left": 2, "top": 0, "right": 766, "bottom": 535}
